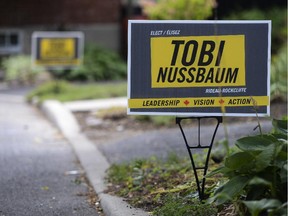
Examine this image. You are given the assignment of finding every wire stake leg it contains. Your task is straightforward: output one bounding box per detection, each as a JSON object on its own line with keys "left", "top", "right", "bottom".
{"left": 176, "top": 116, "right": 222, "bottom": 200}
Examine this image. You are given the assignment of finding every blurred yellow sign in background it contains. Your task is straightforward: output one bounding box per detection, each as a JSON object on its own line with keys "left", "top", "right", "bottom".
{"left": 32, "top": 31, "right": 84, "bottom": 69}
{"left": 40, "top": 38, "right": 75, "bottom": 59}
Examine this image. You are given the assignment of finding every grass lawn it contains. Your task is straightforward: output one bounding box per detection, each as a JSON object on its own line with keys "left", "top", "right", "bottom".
{"left": 27, "top": 80, "right": 127, "bottom": 103}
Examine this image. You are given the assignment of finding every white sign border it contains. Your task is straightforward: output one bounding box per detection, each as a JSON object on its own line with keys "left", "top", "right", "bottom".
{"left": 127, "top": 20, "right": 271, "bottom": 117}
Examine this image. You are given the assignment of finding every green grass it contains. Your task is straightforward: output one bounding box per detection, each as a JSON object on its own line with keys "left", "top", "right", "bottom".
{"left": 27, "top": 80, "right": 127, "bottom": 103}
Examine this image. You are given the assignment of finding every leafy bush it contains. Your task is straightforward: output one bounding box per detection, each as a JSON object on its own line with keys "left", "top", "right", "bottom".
{"left": 2, "top": 55, "right": 46, "bottom": 84}
{"left": 271, "top": 44, "right": 287, "bottom": 101}
{"left": 226, "top": 7, "right": 287, "bottom": 101}
{"left": 225, "top": 7, "right": 287, "bottom": 54}
{"left": 208, "top": 119, "right": 287, "bottom": 216}
{"left": 67, "top": 44, "right": 126, "bottom": 81}
{"left": 144, "top": 0, "right": 215, "bottom": 20}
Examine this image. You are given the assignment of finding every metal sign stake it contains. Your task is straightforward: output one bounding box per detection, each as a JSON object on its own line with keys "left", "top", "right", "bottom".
{"left": 176, "top": 116, "right": 222, "bottom": 200}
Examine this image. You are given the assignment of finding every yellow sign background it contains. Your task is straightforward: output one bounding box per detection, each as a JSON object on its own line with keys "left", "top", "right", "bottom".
{"left": 151, "top": 35, "right": 246, "bottom": 88}
{"left": 40, "top": 38, "right": 75, "bottom": 59}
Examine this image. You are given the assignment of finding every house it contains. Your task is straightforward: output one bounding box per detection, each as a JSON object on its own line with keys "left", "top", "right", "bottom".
{"left": 0, "top": 0, "right": 147, "bottom": 58}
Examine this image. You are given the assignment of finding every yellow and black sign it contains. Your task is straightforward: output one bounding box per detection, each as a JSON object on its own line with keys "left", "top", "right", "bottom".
{"left": 128, "top": 20, "right": 271, "bottom": 116}
{"left": 151, "top": 35, "right": 246, "bottom": 88}
{"left": 129, "top": 96, "right": 269, "bottom": 109}
{"left": 32, "top": 32, "right": 84, "bottom": 68}
{"left": 40, "top": 38, "right": 75, "bottom": 59}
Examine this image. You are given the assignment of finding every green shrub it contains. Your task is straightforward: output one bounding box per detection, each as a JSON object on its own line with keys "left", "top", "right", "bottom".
{"left": 2, "top": 55, "right": 45, "bottom": 84}
{"left": 271, "top": 44, "right": 287, "bottom": 101}
{"left": 68, "top": 44, "right": 127, "bottom": 81}
{"left": 208, "top": 119, "right": 287, "bottom": 216}
{"left": 226, "top": 7, "right": 287, "bottom": 101}
{"left": 225, "top": 7, "right": 287, "bottom": 54}
{"left": 144, "top": 0, "right": 215, "bottom": 20}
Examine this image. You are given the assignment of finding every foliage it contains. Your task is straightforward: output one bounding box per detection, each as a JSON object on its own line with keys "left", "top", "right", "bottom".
{"left": 67, "top": 44, "right": 127, "bottom": 81}
{"left": 135, "top": 115, "right": 175, "bottom": 127}
{"left": 106, "top": 154, "right": 219, "bottom": 215}
{"left": 28, "top": 80, "right": 71, "bottom": 97}
{"left": 96, "top": 107, "right": 127, "bottom": 120}
{"left": 153, "top": 195, "right": 217, "bottom": 216}
{"left": 208, "top": 119, "right": 288, "bottom": 216}
{"left": 225, "top": 7, "right": 287, "bottom": 54}
{"left": 271, "top": 43, "right": 287, "bottom": 101}
{"left": 144, "top": 0, "right": 215, "bottom": 20}
{"left": 26, "top": 80, "right": 127, "bottom": 103}
{"left": 2, "top": 55, "right": 46, "bottom": 84}
{"left": 227, "top": 8, "right": 287, "bottom": 101}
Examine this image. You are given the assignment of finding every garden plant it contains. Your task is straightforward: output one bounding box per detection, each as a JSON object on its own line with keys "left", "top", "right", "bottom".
{"left": 208, "top": 119, "right": 287, "bottom": 216}
{"left": 105, "top": 118, "right": 287, "bottom": 216}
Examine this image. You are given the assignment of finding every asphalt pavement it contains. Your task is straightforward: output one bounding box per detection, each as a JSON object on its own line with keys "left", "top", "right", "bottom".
{"left": 95, "top": 120, "right": 273, "bottom": 164}
{"left": 0, "top": 89, "right": 99, "bottom": 216}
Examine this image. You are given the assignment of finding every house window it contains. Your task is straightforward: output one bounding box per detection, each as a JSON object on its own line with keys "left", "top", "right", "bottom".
{"left": 0, "top": 31, "right": 22, "bottom": 55}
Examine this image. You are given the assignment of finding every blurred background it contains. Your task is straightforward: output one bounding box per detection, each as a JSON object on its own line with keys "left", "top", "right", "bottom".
{"left": 0, "top": 0, "right": 286, "bottom": 102}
